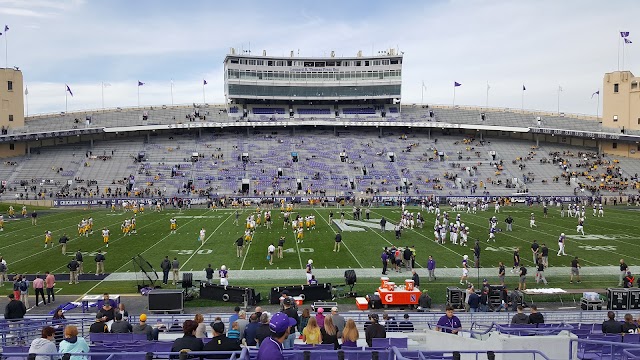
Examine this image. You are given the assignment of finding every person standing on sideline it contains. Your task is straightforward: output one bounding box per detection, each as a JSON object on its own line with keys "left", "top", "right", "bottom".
{"left": 427, "top": 255, "right": 436, "bottom": 281}
{"left": 268, "top": 243, "right": 276, "bottom": 265}
{"left": 59, "top": 234, "right": 69, "bottom": 255}
{"left": 381, "top": 248, "right": 389, "bottom": 275}
{"left": 33, "top": 274, "right": 45, "bottom": 306}
{"left": 518, "top": 265, "right": 528, "bottom": 291}
{"left": 31, "top": 211, "right": 38, "bottom": 225}
{"left": 205, "top": 264, "right": 214, "bottom": 284}
{"left": 95, "top": 250, "right": 105, "bottom": 276}
{"left": 171, "top": 257, "right": 180, "bottom": 285}
{"left": 380, "top": 217, "right": 386, "bottom": 231}
{"left": 67, "top": 257, "right": 79, "bottom": 284}
{"left": 333, "top": 233, "right": 342, "bottom": 252}
{"left": 511, "top": 248, "right": 520, "bottom": 273}
{"left": 530, "top": 240, "right": 539, "bottom": 265}
{"left": 473, "top": 241, "right": 481, "bottom": 268}
{"left": 403, "top": 246, "right": 413, "bottom": 271}
{"left": 505, "top": 215, "right": 513, "bottom": 231}
{"left": 235, "top": 237, "right": 244, "bottom": 258}
{"left": 160, "top": 256, "right": 171, "bottom": 285}
{"left": 412, "top": 270, "right": 420, "bottom": 288}
{"left": 557, "top": 233, "right": 567, "bottom": 256}
{"left": 541, "top": 243, "right": 549, "bottom": 268}
{"left": 45, "top": 271, "right": 55, "bottom": 304}
{"left": 75, "top": 250, "right": 84, "bottom": 274}
{"left": 498, "top": 262, "right": 506, "bottom": 286}
{"left": 570, "top": 256, "right": 581, "bottom": 284}
{"left": 19, "top": 275, "right": 29, "bottom": 308}
{"left": 620, "top": 259, "right": 629, "bottom": 287}
{"left": 277, "top": 236, "right": 285, "bottom": 259}
{"left": 535, "top": 256, "right": 548, "bottom": 285}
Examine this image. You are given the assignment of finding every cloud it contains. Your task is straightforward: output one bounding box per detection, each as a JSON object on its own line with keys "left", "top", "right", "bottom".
{"left": 0, "top": 8, "right": 50, "bottom": 18}
{"left": 13, "top": 0, "right": 640, "bottom": 116}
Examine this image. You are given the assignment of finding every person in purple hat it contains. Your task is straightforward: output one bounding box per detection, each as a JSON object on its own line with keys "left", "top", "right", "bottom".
{"left": 257, "top": 312, "right": 297, "bottom": 360}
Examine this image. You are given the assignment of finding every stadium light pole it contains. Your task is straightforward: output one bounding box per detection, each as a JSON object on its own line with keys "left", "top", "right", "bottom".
{"left": 557, "top": 85, "right": 563, "bottom": 114}
{"left": 170, "top": 80, "right": 174, "bottom": 106}
{"left": 421, "top": 81, "right": 426, "bottom": 106}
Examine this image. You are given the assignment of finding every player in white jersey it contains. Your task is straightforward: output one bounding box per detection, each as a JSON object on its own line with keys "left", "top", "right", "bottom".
{"left": 557, "top": 233, "right": 567, "bottom": 256}
{"left": 529, "top": 213, "right": 537, "bottom": 228}
{"left": 439, "top": 222, "right": 448, "bottom": 243}
{"left": 199, "top": 228, "right": 206, "bottom": 242}
{"left": 460, "top": 226, "right": 469, "bottom": 246}
{"left": 170, "top": 218, "right": 177, "bottom": 233}
{"left": 577, "top": 218, "right": 585, "bottom": 235}
{"left": 102, "top": 228, "right": 110, "bottom": 247}
{"left": 494, "top": 203, "right": 500, "bottom": 213}
{"left": 598, "top": 204, "right": 604, "bottom": 217}
{"left": 593, "top": 204, "right": 597, "bottom": 217}
{"left": 581, "top": 206, "right": 586, "bottom": 218}
{"left": 435, "top": 206, "right": 440, "bottom": 217}
{"left": 450, "top": 224, "right": 458, "bottom": 245}
{"left": 488, "top": 227, "right": 497, "bottom": 242}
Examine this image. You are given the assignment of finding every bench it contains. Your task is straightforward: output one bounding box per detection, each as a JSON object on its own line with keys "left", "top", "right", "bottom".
{"left": 311, "top": 301, "right": 337, "bottom": 312}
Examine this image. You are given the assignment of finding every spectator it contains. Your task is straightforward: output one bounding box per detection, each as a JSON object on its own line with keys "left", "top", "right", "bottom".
{"left": 528, "top": 305, "right": 544, "bottom": 325}
{"left": 160, "top": 256, "right": 171, "bottom": 285}
{"left": 243, "top": 313, "right": 260, "bottom": 347}
{"left": 29, "top": 326, "right": 58, "bottom": 360}
{"left": 19, "top": 275, "right": 29, "bottom": 307}
{"left": 256, "top": 312, "right": 296, "bottom": 360}
{"left": 382, "top": 313, "right": 398, "bottom": 332}
{"left": 98, "top": 293, "right": 117, "bottom": 309}
{"left": 418, "top": 290, "right": 432, "bottom": 311}
{"left": 436, "top": 306, "right": 461, "bottom": 334}
{"left": 282, "top": 298, "right": 299, "bottom": 349}
{"left": 117, "top": 303, "right": 128, "bottom": 318}
{"left": 228, "top": 306, "right": 241, "bottom": 328}
{"left": 203, "top": 322, "right": 241, "bottom": 358}
{"left": 132, "top": 313, "right": 159, "bottom": 341}
{"left": 111, "top": 312, "right": 132, "bottom": 333}
{"left": 365, "top": 313, "right": 386, "bottom": 347}
{"left": 341, "top": 319, "right": 359, "bottom": 348}
{"left": 32, "top": 275, "right": 45, "bottom": 307}
{"left": 299, "top": 308, "right": 310, "bottom": 331}
{"left": 89, "top": 313, "right": 109, "bottom": 333}
{"left": 468, "top": 289, "right": 480, "bottom": 313}
{"left": 320, "top": 315, "right": 339, "bottom": 350}
{"left": 329, "top": 307, "right": 345, "bottom": 338}
{"left": 624, "top": 272, "right": 635, "bottom": 288}
{"left": 315, "top": 307, "right": 325, "bottom": 328}
{"left": 52, "top": 308, "right": 66, "bottom": 343}
{"left": 59, "top": 325, "right": 90, "bottom": 360}
{"left": 4, "top": 293, "right": 26, "bottom": 320}
{"left": 511, "top": 306, "right": 529, "bottom": 325}
{"left": 194, "top": 314, "right": 207, "bottom": 338}
{"left": 171, "top": 320, "right": 204, "bottom": 353}
{"left": 302, "top": 316, "right": 321, "bottom": 345}
{"left": 602, "top": 311, "right": 623, "bottom": 334}
{"left": 97, "top": 300, "right": 115, "bottom": 322}
{"left": 235, "top": 310, "right": 249, "bottom": 342}
{"left": 255, "top": 313, "right": 271, "bottom": 347}
{"left": 399, "top": 314, "right": 414, "bottom": 332}
{"left": 45, "top": 272, "right": 56, "bottom": 304}
{"left": 623, "top": 313, "right": 638, "bottom": 334}
{"left": 227, "top": 321, "right": 241, "bottom": 343}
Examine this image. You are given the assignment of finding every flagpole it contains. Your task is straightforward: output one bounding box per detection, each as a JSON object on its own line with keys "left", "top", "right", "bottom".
{"left": 618, "top": 34, "right": 621, "bottom": 71}
{"left": 597, "top": 91, "right": 600, "bottom": 119}
{"left": 622, "top": 40, "right": 626, "bottom": 70}
{"left": 65, "top": 85, "right": 68, "bottom": 113}
{"left": 486, "top": 82, "right": 489, "bottom": 109}
{"left": 137, "top": 85, "right": 140, "bottom": 107}
{"left": 521, "top": 88, "right": 524, "bottom": 111}
{"left": 101, "top": 82, "right": 104, "bottom": 109}
{"left": 557, "top": 87, "right": 561, "bottom": 115}
{"left": 170, "top": 81, "right": 174, "bottom": 106}
{"left": 203, "top": 83, "right": 206, "bottom": 104}
{"left": 421, "top": 81, "right": 424, "bottom": 106}
{"left": 25, "top": 89, "right": 28, "bottom": 117}
{"left": 4, "top": 27, "right": 7, "bottom": 74}
{"left": 453, "top": 86, "right": 456, "bottom": 107}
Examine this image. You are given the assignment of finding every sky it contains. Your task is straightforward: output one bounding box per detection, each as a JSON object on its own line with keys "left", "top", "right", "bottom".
{"left": 2, "top": 0, "right": 639, "bottom": 116}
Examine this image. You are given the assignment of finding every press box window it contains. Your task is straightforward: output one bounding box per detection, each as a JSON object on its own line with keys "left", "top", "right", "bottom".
{"left": 613, "top": 115, "right": 618, "bottom": 122}
{"left": 614, "top": 83, "right": 619, "bottom": 93}
{"left": 8, "top": 115, "right": 13, "bottom": 122}
{"left": 613, "top": 142, "right": 618, "bottom": 149}
{"left": 7, "top": 81, "right": 12, "bottom": 91}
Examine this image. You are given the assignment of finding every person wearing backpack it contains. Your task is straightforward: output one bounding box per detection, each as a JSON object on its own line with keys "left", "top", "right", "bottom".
{"left": 19, "top": 275, "right": 29, "bottom": 308}
{"left": 12, "top": 275, "right": 21, "bottom": 300}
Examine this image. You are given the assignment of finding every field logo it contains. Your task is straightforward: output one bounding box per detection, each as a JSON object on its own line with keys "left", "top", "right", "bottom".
{"left": 567, "top": 234, "right": 632, "bottom": 241}
{"left": 333, "top": 219, "right": 395, "bottom": 232}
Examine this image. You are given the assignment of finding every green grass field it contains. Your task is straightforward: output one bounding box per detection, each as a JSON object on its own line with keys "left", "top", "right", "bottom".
{"left": 1, "top": 204, "right": 640, "bottom": 278}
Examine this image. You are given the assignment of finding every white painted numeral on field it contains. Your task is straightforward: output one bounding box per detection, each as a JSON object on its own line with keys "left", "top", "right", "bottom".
{"left": 172, "top": 249, "right": 213, "bottom": 255}
{"left": 485, "top": 246, "right": 518, "bottom": 252}
{"left": 283, "top": 248, "right": 314, "bottom": 253}
{"left": 578, "top": 245, "right": 617, "bottom": 251}
{"left": 197, "top": 249, "right": 212, "bottom": 255}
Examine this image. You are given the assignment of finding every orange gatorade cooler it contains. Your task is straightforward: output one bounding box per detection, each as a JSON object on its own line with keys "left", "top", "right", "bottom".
{"left": 405, "top": 279, "right": 415, "bottom": 291}
{"left": 387, "top": 282, "right": 395, "bottom": 291}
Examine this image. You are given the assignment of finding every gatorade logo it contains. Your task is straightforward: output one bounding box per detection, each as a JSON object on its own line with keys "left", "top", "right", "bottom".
{"left": 385, "top": 294, "right": 393, "bottom": 303}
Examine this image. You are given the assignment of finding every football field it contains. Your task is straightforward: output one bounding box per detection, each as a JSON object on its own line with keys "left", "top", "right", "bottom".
{"left": 2, "top": 204, "right": 640, "bottom": 279}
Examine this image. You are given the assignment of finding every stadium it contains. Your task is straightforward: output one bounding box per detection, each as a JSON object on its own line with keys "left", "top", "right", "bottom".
{"left": 2, "top": 3, "right": 640, "bottom": 360}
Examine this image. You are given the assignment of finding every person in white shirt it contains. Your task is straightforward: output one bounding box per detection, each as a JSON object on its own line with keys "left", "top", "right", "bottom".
{"left": 199, "top": 228, "right": 206, "bottom": 243}
{"left": 267, "top": 243, "right": 276, "bottom": 265}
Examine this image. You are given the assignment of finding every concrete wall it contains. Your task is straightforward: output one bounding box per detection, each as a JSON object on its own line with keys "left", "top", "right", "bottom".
{"left": 413, "top": 330, "right": 577, "bottom": 360}
{"left": 601, "top": 141, "right": 640, "bottom": 159}
{"left": 2, "top": 199, "right": 53, "bottom": 207}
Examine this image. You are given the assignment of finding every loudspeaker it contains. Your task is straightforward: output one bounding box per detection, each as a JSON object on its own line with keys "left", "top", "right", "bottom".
{"left": 200, "top": 283, "right": 260, "bottom": 305}
{"left": 344, "top": 270, "right": 357, "bottom": 285}
{"left": 629, "top": 288, "right": 640, "bottom": 309}
{"left": 446, "top": 287, "right": 463, "bottom": 309}
{"left": 148, "top": 289, "right": 184, "bottom": 313}
{"left": 608, "top": 288, "right": 629, "bottom": 310}
{"left": 182, "top": 273, "right": 193, "bottom": 289}
{"left": 269, "top": 284, "right": 332, "bottom": 304}
{"left": 368, "top": 293, "right": 382, "bottom": 309}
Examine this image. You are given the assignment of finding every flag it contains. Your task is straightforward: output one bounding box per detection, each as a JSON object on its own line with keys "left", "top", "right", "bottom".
{"left": 3, "top": 25, "right": 8, "bottom": 32}
{"left": 625, "top": 38, "right": 633, "bottom": 44}
{"left": 523, "top": 85, "right": 526, "bottom": 91}
{"left": 591, "top": 90, "right": 600, "bottom": 98}
{"left": 487, "top": 83, "right": 491, "bottom": 91}
{"left": 558, "top": 86, "right": 563, "bottom": 92}
{"left": 203, "top": 79, "right": 208, "bottom": 85}
{"left": 454, "top": 82, "right": 462, "bottom": 87}
{"left": 103, "top": 83, "right": 111, "bottom": 87}
{"left": 66, "top": 84, "right": 73, "bottom": 97}
{"left": 138, "top": 81, "right": 145, "bottom": 86}
{"left": 24, "top": 87, "right": 28, "bottom": 96}
{"left": 621, "top": 31, "right": 630, "bottom": 38}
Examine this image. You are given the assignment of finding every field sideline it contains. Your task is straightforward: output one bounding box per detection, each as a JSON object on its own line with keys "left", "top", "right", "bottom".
{"left": 1, "top": 204, "right": 640, "bottom": 279}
